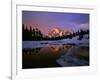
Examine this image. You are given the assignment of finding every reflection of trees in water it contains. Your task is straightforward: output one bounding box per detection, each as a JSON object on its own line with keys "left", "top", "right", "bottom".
{"left": 63, "top": 44, "right": 73, "bottom": 49}
{"left": 23, "top": 45, "right": 73, "bottom": 55}
{"left": 32, "top": 48, "right": 41, "bottom": 53}
{"left": 23, "top": 48, "right": 41, "bottom": 55}
{"left": 48, "top": 45, "right": 73, "bottom": 52}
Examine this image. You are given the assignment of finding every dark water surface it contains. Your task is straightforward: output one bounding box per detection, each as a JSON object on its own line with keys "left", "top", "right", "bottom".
{"left": 22, "top": 44, "right": 89, "bottom": 69}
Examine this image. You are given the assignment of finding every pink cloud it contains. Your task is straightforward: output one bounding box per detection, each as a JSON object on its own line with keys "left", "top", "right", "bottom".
{"left": 79, "top": 23, "right": 89, "bottom": 30}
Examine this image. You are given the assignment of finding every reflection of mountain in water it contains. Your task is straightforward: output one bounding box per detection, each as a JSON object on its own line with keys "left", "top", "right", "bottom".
{"left": 48, "top": 45, "right": 73, "bottom": 52}
{"left": 22, "top": 39, "right": 89, "bottom": 69}
{"left": 22, "top": 45, "right": 73, "bottom": 69}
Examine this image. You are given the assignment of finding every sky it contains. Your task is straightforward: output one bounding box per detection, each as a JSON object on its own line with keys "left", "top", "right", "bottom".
{"left": 22, "top": 11, "right": 89, "bottom": 35}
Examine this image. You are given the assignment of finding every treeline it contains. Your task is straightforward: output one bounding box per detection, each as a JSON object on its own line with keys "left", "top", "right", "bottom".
{"left": 22, "top": 24, "right": 43, "bottom": 41}
{"left": 22, "top": 24, "right": 89, "bottom": 41}
{"left": 66, "top": 29, "right": 89, "bottom": 40}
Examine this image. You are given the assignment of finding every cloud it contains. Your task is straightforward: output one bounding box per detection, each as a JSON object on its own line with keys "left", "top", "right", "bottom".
{"left": 79, "top": 23, "right": 89, "bottom": 30}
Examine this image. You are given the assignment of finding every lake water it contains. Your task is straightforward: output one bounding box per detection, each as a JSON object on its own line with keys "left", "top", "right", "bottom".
{"left": 22, "top": 41, "right": 89, "bottom": 69}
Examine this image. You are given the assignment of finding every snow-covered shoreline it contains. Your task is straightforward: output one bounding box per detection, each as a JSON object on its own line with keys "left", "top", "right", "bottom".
{"left": 56, "top": 46, "right": 89, "bottom": 66}
{"left": 22, "top": 35, "right": 89, "bottom": 49}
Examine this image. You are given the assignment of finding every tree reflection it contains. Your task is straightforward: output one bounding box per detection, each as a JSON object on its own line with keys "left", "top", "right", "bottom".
{"left": 23, "top": 48, "right": 41, "bottom": 55}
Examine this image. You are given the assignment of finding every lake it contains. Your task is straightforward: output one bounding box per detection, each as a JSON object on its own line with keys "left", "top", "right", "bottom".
{"left": 22, "top": 41, "right": 89, "bottom": 69}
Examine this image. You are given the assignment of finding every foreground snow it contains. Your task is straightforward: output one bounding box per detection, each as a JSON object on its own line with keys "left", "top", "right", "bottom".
{"left": 56, "top": 46, "right": 89, "bottom": 66}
